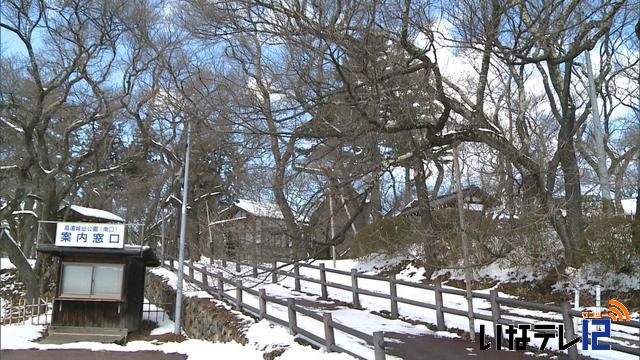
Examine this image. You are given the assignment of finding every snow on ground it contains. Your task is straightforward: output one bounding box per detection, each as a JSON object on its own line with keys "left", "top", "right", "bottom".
{"left": 149, "top": 267, "right": 356, "bottom": 359}
{"left": 0, "top": 296, "right": 351, "bottom": 359}
{"left": 432, "top": 258, "right": 546, "bottom": 284}
{"left": 553, "top": 263, "right": 640, "bottom": 294}
{"left": 0, "top": 257, "right": 36, "bottom": 270}
{"left": 196, "top": 258, "right": 639, "bottom": 360}
{"left": 0, "top": 321, "right": 265, "bottom": 359}
{"left": 246, "top": 320, "right": 353, "bottom": 360}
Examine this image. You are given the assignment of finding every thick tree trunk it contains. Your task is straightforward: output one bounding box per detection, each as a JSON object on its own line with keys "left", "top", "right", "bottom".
{"left": 33, "top": 186, "right": 60, "bottom": 296}
{"left": 558, "top": 121, "right": 585, "bottom": 265}
{"left": 0, "top": 223, "right": 39, "bottom": 302}
{"left": 413, "top": 156, "right": 437, "bottom": 276}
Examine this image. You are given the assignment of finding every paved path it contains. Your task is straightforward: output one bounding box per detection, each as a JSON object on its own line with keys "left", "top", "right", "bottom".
{"left": 1, "top": 349, "right": 186, "bottom": 360}
{"left": 385, "top": 332, "right": 542, "bottom": 359}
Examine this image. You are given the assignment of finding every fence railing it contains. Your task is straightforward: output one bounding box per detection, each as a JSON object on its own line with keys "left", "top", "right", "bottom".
{"left": 142, "top": 301, "right": 172, "bottom": 324}
{"left": 164, "top": 260, "right": 385, "bottom": 359}
{"left": 166, "top": 258, "right": 640, "bottom": 360}
{"left": 2, "top": 297, "right": 52, "bottom": 325}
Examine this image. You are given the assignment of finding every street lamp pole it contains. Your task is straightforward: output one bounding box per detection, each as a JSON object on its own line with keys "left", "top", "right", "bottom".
{"left": 174, "top": 121, "right": 191, "bottom": 334}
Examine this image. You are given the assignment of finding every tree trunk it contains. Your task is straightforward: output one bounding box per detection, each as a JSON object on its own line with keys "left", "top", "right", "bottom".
{"left": 413, "top": 156, "right": 437, "bottom": 276}
{"left": 558, "top": 121, "right": 585, "bottom": 265}
{"left": 33, "top": 186, "right": 60, "bottom": 296}
{"left": 0, "top": 224, "right": 39, "bottom": 302}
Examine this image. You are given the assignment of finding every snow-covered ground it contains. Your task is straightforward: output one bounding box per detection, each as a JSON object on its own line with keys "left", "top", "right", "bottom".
{"left": 0, "top": 257, "right": 352, "bottom": 359}
{"left": 0, "top": 293, "right": 352, "bottom": 360}
{"left": 187, "top": 256, "right": 639, "bottom": 360}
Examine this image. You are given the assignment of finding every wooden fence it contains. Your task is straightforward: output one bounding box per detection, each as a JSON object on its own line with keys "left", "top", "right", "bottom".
{"left": 165, "top": 259, "right": 640, "bottom": 360}
{"left": 2, "top": 297, "right": 52, "bottom": 325}
{"left": 142, "top": 301, "right": 172, "bottom": 324}
{"left": 165, "top": 260, "right": 385, "bottom": 359}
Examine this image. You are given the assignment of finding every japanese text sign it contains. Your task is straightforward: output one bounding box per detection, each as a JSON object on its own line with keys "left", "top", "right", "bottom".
{"left": 55, "top": 222, "right": 125, "bottom": 249}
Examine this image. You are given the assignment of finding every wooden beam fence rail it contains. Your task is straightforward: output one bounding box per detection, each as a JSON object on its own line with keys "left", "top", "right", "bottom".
{"left": 164, "top": 261, "right": 384, "bottom": 360}
{"left": 165, "top": 258, "right": 640, "bottom": 360}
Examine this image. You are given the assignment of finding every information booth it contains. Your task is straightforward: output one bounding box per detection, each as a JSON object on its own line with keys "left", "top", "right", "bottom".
{"left": 37, "top": 209, "right": 159, "bottom": 343}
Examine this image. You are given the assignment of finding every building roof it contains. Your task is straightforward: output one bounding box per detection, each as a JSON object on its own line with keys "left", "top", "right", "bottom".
{"left": 220, "top": 199, "right": 284, "bottom": 220}
{"left": 37, "top": 244, "right": 159, "bottom": 267}
{"left": 401, "top": 185, "right": 499, "bottom": 216}
{"left": 58, "top": 205, "right": 125, "bottom": 223}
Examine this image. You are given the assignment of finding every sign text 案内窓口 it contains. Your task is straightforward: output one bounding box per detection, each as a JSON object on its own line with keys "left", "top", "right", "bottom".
{"left": 55, "top": 222, "right": 125, "bottom": 249}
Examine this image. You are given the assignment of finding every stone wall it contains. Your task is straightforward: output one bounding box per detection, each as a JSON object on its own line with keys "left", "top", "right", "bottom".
{"left": 144, "top": 270, "right": 252, "bottom": 344}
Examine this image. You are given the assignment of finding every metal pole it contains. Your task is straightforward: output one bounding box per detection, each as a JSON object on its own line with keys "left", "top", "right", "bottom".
{"left": 329, "top": 189, "right": 336, "bottom": 268}
{"left": 174, "top": 121, "right": 191, "bottom": 334}
{"left": 584, "top": 50, "right": 611, "bottom": 209}
{"left": 160, "top": 211, "right": 165, "bottom": 263}
{"left": 453, "top": 143, "right": 475, "bottom": 341}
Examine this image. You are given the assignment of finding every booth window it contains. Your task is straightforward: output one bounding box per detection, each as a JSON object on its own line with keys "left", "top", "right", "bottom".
{"left": 61, "top": 262, "right": 124, "bottom": 299}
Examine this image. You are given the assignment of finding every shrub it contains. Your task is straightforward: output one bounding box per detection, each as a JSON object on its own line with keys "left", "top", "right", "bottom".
{"left": 351, "top": 216, "right": 425, "bottom": 258}
{"left": 580, "top": 216, "right": 639, "bottom": 274}
{"left": 352, "top": 209, "right": 504, "bottom": 266}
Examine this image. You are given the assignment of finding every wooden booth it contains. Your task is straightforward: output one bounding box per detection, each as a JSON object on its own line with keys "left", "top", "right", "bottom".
{"left": 37, "top": 207, "right": 159, "bottom": 343}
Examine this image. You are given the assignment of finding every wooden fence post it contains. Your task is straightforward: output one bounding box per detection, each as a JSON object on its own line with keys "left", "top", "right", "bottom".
{"left": 323, "top": 312, "right": 335, "bottom": 352}
{"left": 20, "top": 298, "right": 25, "bottom": 323}
{"left": 216, "top": 272, "right": 224, "bottom": 299}
{"left": 235, "top": 280, "right": 243, "bottom": 310}
{"left": 188, "top": 263, "right": 194, "bottom": 280}
{"left": 271, "top": 260, "right": 278, "bottom": 283}
{"left": 434, "top": 279, "right": 445, "bottom": 331}
{"left": 287, "top": 299, "right": 297, "bottom": 335}
{"left": 390, "top": 274, "right": 398, "bottom": 319}
{"left": 259, "top": 289, "right": 267, "bottom": 319}
{"left": 351, "top": 269, "right": 360, "bottom": 309}
{"left": 235, "top": 260, "right": 241, "bottom": 273}
{"left": 319, "top": 263, "right": 328, "bottom": 299}
{"left": 373, "top": 331, "right": 385, "bottom": 360}
{"left": 202, "top": 272, "right": 209, "bottom": 289}
{"left": 489, "top": 289, "right": 502, "bottom": 346}
{"left": 561, "top": 302, "right": 578, "bottom": 360}
{"left": 30, "top": 298, "right": 35, "bottom": 325}
{"left": 294, "top": 263, "right": 301, "bottom": 292}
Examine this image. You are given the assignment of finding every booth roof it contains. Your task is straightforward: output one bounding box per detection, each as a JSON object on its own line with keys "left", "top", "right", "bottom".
{"left": 36, "top": 244, "right": 160, "bottom": 267}
{"left": 58, "top": 205, "right": 125, "bottom": 223}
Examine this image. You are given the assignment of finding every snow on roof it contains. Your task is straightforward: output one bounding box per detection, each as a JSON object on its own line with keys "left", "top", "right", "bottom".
{"left": 67, "top": 205, "right": 125, "bottom": 222}
{"left": 621, "top": 198, "right": 637, "bottom": 216}
{"left": 12, "top": 210, "right": 38, "bottom": 218}
{"left": 209, "top": 217, "right": 248, "bottom": 226}
{"left": 234, "top": 199, "right": 284, "bottom": 219}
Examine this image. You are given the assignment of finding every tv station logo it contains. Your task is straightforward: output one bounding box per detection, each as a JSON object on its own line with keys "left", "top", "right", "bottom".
{"left": 479, "top": 299, "right": 631, "bottom": 352}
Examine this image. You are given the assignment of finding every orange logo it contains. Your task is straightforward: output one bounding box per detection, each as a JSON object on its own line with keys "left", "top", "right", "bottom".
{"left": 582, "top": 299, "right": 630, "bottom": 322}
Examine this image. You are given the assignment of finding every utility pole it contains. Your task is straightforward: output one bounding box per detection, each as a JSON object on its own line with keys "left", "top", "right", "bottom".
{"left": 635, "top": 19, "right": 640, "bottom": 219}
{"left": 174, "top": 121, "right": 191, "bottom": 334}
{"left": 584, "top": 50, "right": 612, "bottom": 211}
{"left": 328, "top": 189, "right": 336, "bottom": 268}
{"left": 160, "top": 209, "right": 165, "bottom": 264}
{"left": 453, "top": 143, "right": 475, "bottom": 341}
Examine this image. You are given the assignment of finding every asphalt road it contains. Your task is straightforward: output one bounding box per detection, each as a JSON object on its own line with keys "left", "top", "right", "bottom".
{"left": 0, "top": 349, "right": 187, "bottom": 360}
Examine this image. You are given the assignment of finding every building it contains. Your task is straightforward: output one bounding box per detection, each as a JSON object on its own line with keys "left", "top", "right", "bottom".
{"left": 209, "top": 199, "right": 301, "bottom": 262}
{"left": 37, "top": 206, "right": 159, "bottom": 343}
{"left": 399, "top": 185, "right": 500, "bottom": 217}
